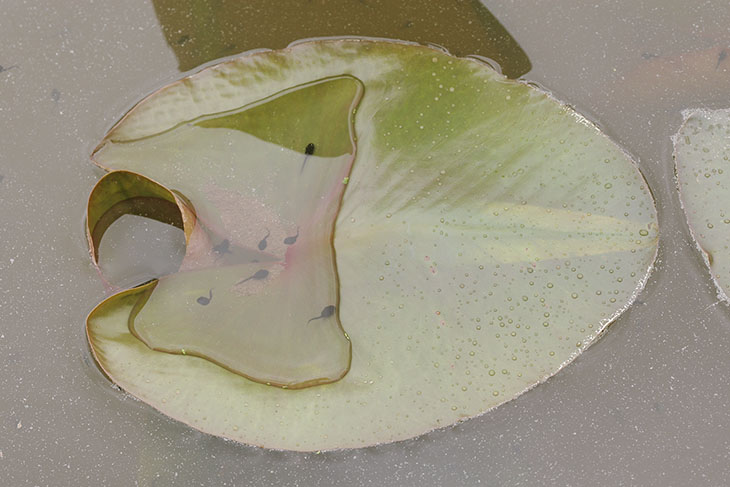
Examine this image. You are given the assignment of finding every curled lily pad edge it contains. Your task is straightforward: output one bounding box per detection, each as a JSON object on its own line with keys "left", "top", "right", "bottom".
{"left": 85, "top": 169, "right": 354, "bottom": 390}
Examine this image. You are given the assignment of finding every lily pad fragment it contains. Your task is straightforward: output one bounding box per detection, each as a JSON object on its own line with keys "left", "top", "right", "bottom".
{"left": 674, "top": 108, "right": 730, "bottom": 301}
{"left": 86, "top": 39, "right": 658, "bottom": 451}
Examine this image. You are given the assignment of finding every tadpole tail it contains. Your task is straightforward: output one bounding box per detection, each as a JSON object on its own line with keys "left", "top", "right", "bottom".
{"left": 717, "top": 49, "right": 728, "bottom": 69}
{"left": 301, "top": 154, "right": 315, "bottom": 174}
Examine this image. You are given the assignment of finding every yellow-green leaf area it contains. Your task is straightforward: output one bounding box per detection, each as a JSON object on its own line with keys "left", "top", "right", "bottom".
{"left": 195, "top": 76, "right": 359, "bottom": 157}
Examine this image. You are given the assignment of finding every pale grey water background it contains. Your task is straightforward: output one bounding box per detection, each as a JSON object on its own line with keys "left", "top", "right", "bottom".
{"left": 1, "top": 1, "right": 729, "bottom": 485}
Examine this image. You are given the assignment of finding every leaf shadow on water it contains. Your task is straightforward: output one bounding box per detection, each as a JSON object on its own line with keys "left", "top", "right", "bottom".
{"left": 151, "top": 0, "right": 531, "bottom": 78}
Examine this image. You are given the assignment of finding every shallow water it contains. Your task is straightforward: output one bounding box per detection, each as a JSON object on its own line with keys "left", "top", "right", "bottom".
{"left": 1, "top": 0, "right": 729, "bottom": 485}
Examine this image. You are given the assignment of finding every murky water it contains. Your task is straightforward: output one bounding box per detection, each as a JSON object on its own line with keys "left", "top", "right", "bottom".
{"left": 1, "top": 0, "right": 729, "bottom": 485}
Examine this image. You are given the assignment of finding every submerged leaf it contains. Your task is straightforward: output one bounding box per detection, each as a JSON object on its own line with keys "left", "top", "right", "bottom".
{"left": 674, "top": 108, "right": 730, "bottom": 300}
{"left": 86, "top": 39, "right": 657, "bottom": 451}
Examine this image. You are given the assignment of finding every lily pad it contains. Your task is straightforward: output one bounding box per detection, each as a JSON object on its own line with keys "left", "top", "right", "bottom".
{"left": 86, "top": 39, "right": 658, "bottom": 451}
{"left": 674, "top": 108, "right": 730, "bottom": 301}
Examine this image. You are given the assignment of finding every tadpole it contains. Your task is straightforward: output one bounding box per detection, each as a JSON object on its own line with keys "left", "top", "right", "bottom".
{"left": 197, "top": 289, "right": 213, "bottom": 305}
{"left": 258, "top": 229, "right": 270, "bottom": 251}
{"left": 236, "top": 269, "right": 269, "bottom": 285}
{"left": 300, "top": 142, "right": 315, "bottom": 173}
{"left": 717, "top": 49, "right": 728, "bottom": 69}
{"left": 213, "top": 238, "right": 232, "bottom": 256}
{"left": 307, "top": 305, "right": 336, "bottom": 324}
{"left": 283, "top": 227, "right": 299, "bottom": 245}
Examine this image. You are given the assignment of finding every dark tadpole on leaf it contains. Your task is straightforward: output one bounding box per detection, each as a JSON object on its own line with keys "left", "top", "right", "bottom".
{"left": 307, "top": 305, "right": 336, "bottom": 324}
{"left": 213, "top": 238, "right": 232, "bottom": 257}
{"left": 236, "top": 269, "right": 269, "bottom": 285}
{"left": 283, "top": 227, "right": 299, "bottom": 245}
{"left": 300, "top": 142, "right": 315, "bottom": 174}
{"left": 197, "top": 289, "right": 213, "bottom": 305}
{"left": 258, "top": 229, "right": 270, "bottom": 251}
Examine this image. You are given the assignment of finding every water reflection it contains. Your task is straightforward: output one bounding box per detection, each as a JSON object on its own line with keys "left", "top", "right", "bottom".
{"left": 152, "top": 0, "right": 531, "bottom": 78}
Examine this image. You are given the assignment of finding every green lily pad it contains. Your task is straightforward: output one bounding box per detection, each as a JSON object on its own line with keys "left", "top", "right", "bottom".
{"left": 86, "top": 39, "right": 658, "bottom": 451}
{"left": 674, "top": 108, "right": 730, "bottom": 300}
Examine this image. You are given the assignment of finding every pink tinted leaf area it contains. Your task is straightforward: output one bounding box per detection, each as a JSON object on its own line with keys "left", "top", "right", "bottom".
{"left": 87, "top": 75, "right": 363, "bottom": 388}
